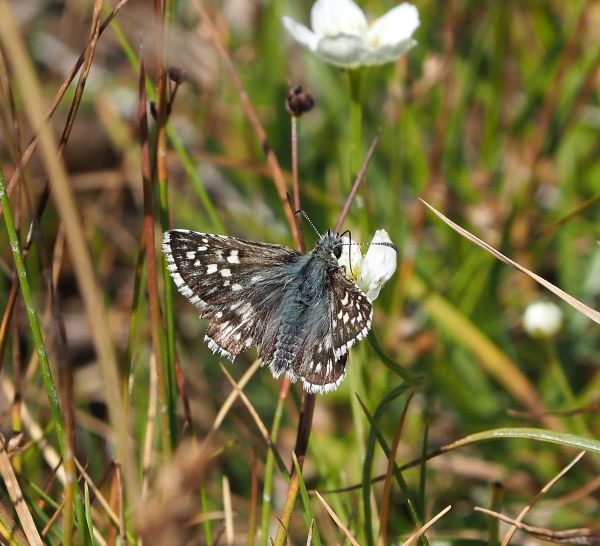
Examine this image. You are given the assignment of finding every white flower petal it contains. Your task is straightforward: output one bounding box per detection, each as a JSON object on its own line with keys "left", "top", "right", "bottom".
{"left": 338, "top": 236, "right": 363, "bottom": 278}
{"left": 523, "top": 301, "right": 563, "bottom": 339}
{"left": 360, "top": 38, "right": 416, "bottom": 66}
{"left": 316, "top": 35, "right": 368, "bottom": 68}
{"left": 282, "top": 16, "right": 319, "bottom": 52}
{"left": 367, "top": 3, "right": 419, "bottom": 49}
{"left": 283, "top": 1, "right": 419, "bottom": 68}
{"left": 358, "top": 229, "right": 397, "bottom": 301}
{"left": 311, "top": 0, "right": 368, "bottom": 38}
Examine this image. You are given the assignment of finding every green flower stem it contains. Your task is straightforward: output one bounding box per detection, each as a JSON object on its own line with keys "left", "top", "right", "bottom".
{"left": 348, "top": 69, "right": 364, "bottom": 184}
{"left": 0, "top": 166, "right": 89, "bottom": 544}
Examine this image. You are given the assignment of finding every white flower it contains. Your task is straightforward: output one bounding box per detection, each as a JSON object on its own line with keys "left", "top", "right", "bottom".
{"left": 338, "top": 229, "right": 397, "bottom": 301}
{"left": 523, "top": 301, "right": 563, "bottom": 339}
{"left": 283, "top": 0, "right": 419, "bottom": 68}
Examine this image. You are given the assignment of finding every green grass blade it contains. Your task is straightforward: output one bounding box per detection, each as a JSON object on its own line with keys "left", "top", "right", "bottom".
{"left": 292, "top": 453, "right": 323, "bottom": 546}
{"left": 0, "top": 164, "right": 91, "bottom": 546}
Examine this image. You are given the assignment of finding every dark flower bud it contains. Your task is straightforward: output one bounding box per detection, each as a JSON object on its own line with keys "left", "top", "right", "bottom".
{"left": 285, "top": 85, "right": 314, "bottom": 117}
{"left": 168, "top": 66, "right": 186, "bottom": 85}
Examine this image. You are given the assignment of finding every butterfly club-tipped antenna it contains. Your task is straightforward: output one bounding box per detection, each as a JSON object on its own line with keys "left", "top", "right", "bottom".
{"left": 294, "top": 209, "right": 322, "bottom": 239}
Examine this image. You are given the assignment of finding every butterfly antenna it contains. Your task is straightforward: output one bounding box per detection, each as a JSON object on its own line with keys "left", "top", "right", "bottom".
{"left": 339, "top": 239, "right": 398, "bottom": 253}
{"left": 294, "top": 209, "right": 322, "bottom": 238}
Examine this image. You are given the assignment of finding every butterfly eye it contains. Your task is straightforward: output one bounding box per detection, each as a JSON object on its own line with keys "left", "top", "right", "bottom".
{"left": 333, "top": 246, "right": 342, "bottom": 259}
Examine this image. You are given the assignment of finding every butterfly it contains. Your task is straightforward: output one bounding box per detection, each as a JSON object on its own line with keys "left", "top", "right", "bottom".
{"left": 162, "top": 229, "right": 376, "bottom": 393}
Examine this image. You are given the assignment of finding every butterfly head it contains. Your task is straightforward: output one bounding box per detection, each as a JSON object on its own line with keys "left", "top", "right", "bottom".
{"left": 312, "top": 230, "right": 345, "bottom": 263}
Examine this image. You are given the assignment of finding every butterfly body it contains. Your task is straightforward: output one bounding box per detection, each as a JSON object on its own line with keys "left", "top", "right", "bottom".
{"left": 163, "top": 229, "right": 373, "bottom": 393}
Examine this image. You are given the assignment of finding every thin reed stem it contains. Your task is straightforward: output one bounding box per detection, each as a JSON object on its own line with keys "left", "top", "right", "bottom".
{"left": 335, "top": 131, "right": 380, "bottom": 232}
{"left": 154, "top": 0, "right": 178, "bottom": 451}
{"left": 139, "top": 61, "right": 172, "bottom": 455}
{"left": 260, "top": 381, "right": 290, "bottom": 546}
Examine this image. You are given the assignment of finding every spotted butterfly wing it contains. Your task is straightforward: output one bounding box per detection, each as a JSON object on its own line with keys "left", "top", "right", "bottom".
{"left": 163, "top": 229, "right": 374, "bottom": 393}
{"left": 163, "top": 229, "right": 300, "bottom": 359}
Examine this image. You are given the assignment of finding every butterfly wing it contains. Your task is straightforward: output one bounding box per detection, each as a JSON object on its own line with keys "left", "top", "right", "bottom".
{"left": 163, "top": 229, "right": 302, "bottom": 360}
{"left": 328, "top": 266, "right": 373, "bottom": 361}
{"left": 269, "top": 262, "right": 373, "bottom": 394}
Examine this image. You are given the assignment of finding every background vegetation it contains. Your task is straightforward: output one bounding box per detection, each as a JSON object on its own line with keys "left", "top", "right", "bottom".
{"left": 0, "top": 0, "right": 599, "bottom": 544}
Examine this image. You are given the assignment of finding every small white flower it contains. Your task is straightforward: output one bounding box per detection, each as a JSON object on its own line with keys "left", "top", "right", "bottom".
{"left": 338, "top": 229, "right": 397, "bottom": 301}
{"left": 283, "top": 0, "right": 419, "bottom": 69}
{"left": 523, "top": 301, "right": 563, "bottom": 339}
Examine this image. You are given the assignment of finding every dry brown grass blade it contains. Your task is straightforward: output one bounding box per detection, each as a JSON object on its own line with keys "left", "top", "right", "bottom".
{"left": 476, "top": 507, "right": 600, "bottom": 545}
{"left": 219, "top": 364, "right": 270, "bottom": 442}
{"left": 501, "top": 451, "right": 586, "bottom": 546}
{"left": 141, "top": 353, "right": 158, "bottom": 499}
{"left": 305, "top": 519, "right": 315, "bottom": 546}
{"left": 247, "top": 449, "right": 258, "bottom": 546}
{"left": 420, "top": 199, "right": 600, "bottom": 325}
{"left": 402, "top": 505, "right": 452, "bottom": 546}
{"left": 0, "top": 500, "right": 29, "bottom": 545}
{"left": 0, "top": 435, "right": 43, "bottom": 546}
{"left": 314, "top": 491, "right": 361, "bottom": 546}
{"left": 212, "top": 359, "right": 261, "bottom": 430}
{"left": 0, "top": 0, "right": 138, "bottom": 500}
{"left": 223, "top": 475, "right": 234, "bottom": 545}
{"left": 218, "top": 364, "right": 290, "bottom": 492}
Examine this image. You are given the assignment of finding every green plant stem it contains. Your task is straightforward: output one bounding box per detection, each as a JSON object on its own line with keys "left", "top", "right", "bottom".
{"left": 0, "top": 165, "right": 90, "bottom": 544}
{"left": 200, "top": 486, "right": 213, "bottom": 545}
{"left": 260, "top": 388, "right": 288, "bottom": 546}
{"left": 348, "top": 69, "right": 364, "bottom": 184}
